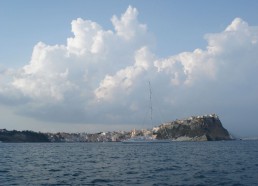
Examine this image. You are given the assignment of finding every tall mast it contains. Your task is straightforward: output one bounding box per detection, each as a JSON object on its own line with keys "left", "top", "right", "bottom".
{"left": 149, "top": 81, "right": 153, "bottom": 125}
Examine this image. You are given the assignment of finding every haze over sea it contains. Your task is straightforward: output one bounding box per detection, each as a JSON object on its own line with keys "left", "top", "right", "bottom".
{"left": 1, "top": 141, "right": 258, "bottom": 185}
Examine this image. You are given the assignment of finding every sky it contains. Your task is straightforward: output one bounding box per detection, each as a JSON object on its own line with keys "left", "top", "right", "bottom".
{"left": 0, "top": 0, "right": 258, "bottom": 137}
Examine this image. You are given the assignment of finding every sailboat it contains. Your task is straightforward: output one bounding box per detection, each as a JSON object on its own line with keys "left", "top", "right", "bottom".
{"left": 122, "top": 82, "right": 170, "bottom": 143}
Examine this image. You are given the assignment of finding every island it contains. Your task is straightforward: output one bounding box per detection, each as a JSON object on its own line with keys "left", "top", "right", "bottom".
{"left": 0, "top": 114, "right": 232, "bottom": 142}
{"left": 155, "top": 114, "right": 232, "bottom": 141}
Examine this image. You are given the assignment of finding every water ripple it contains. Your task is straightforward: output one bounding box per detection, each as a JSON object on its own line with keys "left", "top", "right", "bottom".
{"left": 0, "top": 141, "right": 258, "bottom": 185}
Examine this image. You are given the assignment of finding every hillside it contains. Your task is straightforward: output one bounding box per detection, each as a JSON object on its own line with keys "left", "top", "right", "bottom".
{"left": 0, "top": 129, "right": 50, "bottom": 142}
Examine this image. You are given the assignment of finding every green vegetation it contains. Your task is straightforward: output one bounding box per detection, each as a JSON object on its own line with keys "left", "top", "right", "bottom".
{"left": 0, "top": 129, "right": 50, "bottom": 142}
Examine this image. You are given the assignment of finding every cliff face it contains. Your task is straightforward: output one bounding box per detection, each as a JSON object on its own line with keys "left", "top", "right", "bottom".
{"left": 156, "top": 114, "right": 232, "bottom": 141}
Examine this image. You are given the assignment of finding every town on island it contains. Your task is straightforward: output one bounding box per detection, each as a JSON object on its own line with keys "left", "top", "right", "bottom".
{"left": 0, "top": 114, "right": 233, "bottom": 143}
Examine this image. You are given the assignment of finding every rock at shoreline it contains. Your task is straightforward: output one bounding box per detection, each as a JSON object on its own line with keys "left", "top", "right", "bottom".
{"left": 155, "top": 114, "right": 232, "bottom": 141}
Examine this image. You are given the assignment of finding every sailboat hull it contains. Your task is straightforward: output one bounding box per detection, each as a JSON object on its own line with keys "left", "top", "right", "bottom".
{"left": 122, "top": 137, "right": 170, "bottom": 143}
{"left": 122, "top": 140, "right": 170, "bottom": 144}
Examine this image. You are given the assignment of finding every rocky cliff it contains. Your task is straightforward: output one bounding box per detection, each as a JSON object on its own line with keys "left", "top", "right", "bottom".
{"left": 155, "top": 114, "right": 232, "bottom": 141}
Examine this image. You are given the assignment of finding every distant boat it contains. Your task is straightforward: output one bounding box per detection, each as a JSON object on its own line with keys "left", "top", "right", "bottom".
{"left": 122, "top": 81, "right": 170, "bottom": 144}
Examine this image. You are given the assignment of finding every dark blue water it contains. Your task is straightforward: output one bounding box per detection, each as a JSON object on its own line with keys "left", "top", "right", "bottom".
{"left": 1, "top": 141, "right": 258, "bottom": 185}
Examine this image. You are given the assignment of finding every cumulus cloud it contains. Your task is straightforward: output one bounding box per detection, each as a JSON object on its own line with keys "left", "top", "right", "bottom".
{"left": 111, "top": 6, "right": 147, "bottom": 40}
{"left": 94, "top": 47, "right": 153, "bottom": 101}
{"left": 0, "top": 6, "right": 258, "bottom": 135}
{"left": 155, "top": 18, "right": 258, "bottom": 87}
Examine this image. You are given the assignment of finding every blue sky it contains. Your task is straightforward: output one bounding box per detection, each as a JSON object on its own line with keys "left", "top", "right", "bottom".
{"left": 2, "top": 0, "right": 257, "bottom": 66}
{"left": 0, "top": 1, "right": 258, "bottom": 137}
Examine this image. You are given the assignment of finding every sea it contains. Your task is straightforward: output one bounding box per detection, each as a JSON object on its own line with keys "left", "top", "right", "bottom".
{"left": 0, "top": 140, "right": 258, "bottom": 186}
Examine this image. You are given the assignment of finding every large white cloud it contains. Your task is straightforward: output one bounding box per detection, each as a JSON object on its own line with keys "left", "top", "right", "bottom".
{"left": 0, "top": 7, "right": 258, "bottom": 135}
{"left": 155, "top": 18, "right": 258, "bottom": 87}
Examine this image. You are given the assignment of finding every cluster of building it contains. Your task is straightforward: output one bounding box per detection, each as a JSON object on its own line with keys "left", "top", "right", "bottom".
{"left": 46, "top": 128, "right": 156, "bottom": 142}
{"left": 187, "top": 114, "right": 219, "bottom": 120}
